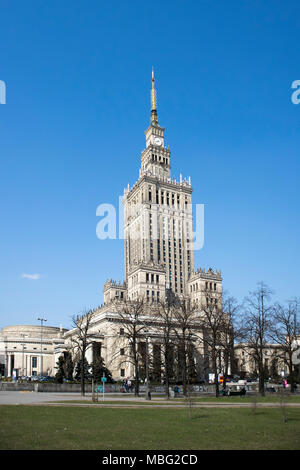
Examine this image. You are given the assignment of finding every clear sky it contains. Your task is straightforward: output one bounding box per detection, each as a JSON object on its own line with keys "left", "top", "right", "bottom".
{"left": 0, "top": 0, "right": 299, "bottom": 329}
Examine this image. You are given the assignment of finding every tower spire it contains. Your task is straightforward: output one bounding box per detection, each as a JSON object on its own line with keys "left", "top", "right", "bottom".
{"left": 151, "top": 68, "right": 158, "bottom": 124}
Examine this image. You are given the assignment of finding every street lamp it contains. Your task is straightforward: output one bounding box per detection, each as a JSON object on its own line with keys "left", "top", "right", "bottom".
{"left": 37, "top": 317, "right": 47, "bottom": 376}
{"left": 143, "top": 327, "right": 151, "bottom": 400}
{"left": 20, "top": 334, "right": 25, "bottom": 377}
{"left": 4, "top": 343, "right": 8, "bottom": 378}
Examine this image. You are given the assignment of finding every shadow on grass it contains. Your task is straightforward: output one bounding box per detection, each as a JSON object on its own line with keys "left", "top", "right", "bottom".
{"left": 192, "top": 414, "right": 208, "bottom": 420}
{"left": 187, "top": 412, "right": 209, "bottom": 420}
{"left": 249, "top": 410, "right": 264, "bottom": 416}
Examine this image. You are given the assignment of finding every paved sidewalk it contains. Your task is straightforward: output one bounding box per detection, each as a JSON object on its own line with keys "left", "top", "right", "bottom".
{"left": 1, "top": 391, "right": 300, "bottom": 408}
{"left": 0, "top": 391, "right": 164, "bottom": 405}
{"left": 25, "top": 402, "right": 300, "bottom": 409}
{"left": 0, "top": 391, "right": 97, "bottom": 405}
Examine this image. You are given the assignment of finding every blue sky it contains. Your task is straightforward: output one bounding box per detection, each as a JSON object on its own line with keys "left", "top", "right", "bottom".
{"left": 0, "top": 0, "right": 299, "bottom": 329}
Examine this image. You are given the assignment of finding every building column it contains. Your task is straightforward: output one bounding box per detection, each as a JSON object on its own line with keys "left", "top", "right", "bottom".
{"left": 7, "top": 354, "right": 11, "bottom": 377}
{"left": 128, "top": 362, "right": 134, "bottom": 380}
{"left": 85, "top": 344, "right": 93, "bottom": 365}
{"left": 24, "top": 355, "right": 28, "bottom": 376}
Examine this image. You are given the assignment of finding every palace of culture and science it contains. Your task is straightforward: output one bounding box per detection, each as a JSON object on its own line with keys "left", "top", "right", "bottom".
{"left": 103, "top": 70, "right": 222, "bottom": 308}
{"left": 0, "top": 71, "right": 223, "bottom": 381}
{"left": 64, "top": 70, "right": 224, "bottom": 380}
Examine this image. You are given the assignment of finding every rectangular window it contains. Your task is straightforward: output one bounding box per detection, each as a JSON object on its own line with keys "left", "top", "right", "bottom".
{"left": 121, "top": 369, "right": 125, "bottom": 377}
{"left": 32, "top": 357, "right": 37, "bottom": 368}
{"left": 120, "top": 328, "right": 124, "bottom": 335}
{"left": 120, "top": 348, "right": 125, "bottom": 356}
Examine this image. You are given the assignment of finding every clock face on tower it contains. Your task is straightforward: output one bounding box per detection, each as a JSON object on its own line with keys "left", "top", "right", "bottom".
{"left": 154, "top": 137, "right": 162, "bottom": 146}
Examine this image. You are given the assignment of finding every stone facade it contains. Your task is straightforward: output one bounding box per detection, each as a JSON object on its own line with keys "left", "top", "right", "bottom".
{"left": 234, "top": 340, "right": 300, "bottom": 379}
{"left": 0, "top": 324, "right": 67, "bottom": 377}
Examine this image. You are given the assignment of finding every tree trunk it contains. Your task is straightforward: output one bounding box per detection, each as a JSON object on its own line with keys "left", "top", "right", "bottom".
{"left": 222, "top": 355, "right": 229, "bottom": 392}
{"left": 181, "top": 343, "right": 187, "bottom": 397}
{"left": 259, "top": 363, "right": 265, "bottom": 396}
{"left": 133, "top": 346, "right": 139, "bottom": 397}
{"left": 289, "top": 356, "right": 294, "bottom": 393}
{"left": 135, "top": 360, "right": 139, "bottom": 397}
{"left": 212, "top": 351, "right": 219, "bottom": 398}
{"left": 81, "top": 353, "right": 85, "bottom": 396}
{"left": 164, "top": 347, "right": 170, "bottom": 399}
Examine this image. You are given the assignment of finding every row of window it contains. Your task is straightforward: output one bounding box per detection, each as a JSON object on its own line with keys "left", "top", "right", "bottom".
{"left": 148, "top": 187, "right": 189, "bottom": 208}
{"left": 151, "top": 153, "right": 169, "bottom": 165}
{"left": 146, "top": 273, "right": 160, "bottom": 284}
{"left": 147, "top": 290, "right": 160, "bottom": 301}
{"left": 190, "top": 281, "right": 217, "bottom": 293}
{"left": 11, "top": 346, "right": 47, "bottom": 350}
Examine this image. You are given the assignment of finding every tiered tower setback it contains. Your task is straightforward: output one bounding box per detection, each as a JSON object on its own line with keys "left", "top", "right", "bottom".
{"left": 105, "top": 70, "right": 222, "bottom": 304}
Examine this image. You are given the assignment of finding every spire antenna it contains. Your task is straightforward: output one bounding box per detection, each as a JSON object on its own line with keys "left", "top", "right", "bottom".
{"left": 151, "top": 68, "right": 158, "bottom": 123}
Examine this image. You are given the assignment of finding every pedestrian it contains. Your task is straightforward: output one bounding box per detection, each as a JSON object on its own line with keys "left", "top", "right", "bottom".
{"left": 127, "top": 379, "right": 131, "bottom": 392}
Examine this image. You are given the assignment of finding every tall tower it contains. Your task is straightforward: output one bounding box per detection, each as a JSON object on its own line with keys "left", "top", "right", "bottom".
{"left": 123, "top": 70, "right": 194, "bottom": 301}
{"left": 142, "top": 69, "right": 170, "bottom": 180}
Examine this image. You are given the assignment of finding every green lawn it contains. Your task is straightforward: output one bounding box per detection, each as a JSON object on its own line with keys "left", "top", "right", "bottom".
{"left": 0, "top": 405, "right": 300, "bottom": 450}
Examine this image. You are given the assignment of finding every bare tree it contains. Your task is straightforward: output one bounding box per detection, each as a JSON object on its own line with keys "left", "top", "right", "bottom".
{"left": 113, "top": 297, "right": 147, "bottom": 397}
{"left": 172, "top": 297, "right": 197, "bottom": 397}
{"left": 70, "top": 309, "right": 95, "bottom": 396}
{"left": 219, "top": 294, "right": 243, "bottom": 391}
{"left": 198, "top": 289, "right": 227, "bottom": 398}
{"left": 154, "top": 296, "right": 177, "bottom": 398}
{"left": 271, "top": 299, "right": 299, "bottom": 392}
{"left": 243, "top": 282, "right": 273, "bottom": 396}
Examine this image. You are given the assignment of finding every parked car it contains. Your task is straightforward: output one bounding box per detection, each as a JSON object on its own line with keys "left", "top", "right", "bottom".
{"left": 30, "top": 375, "right": 40, "bottom": 381}
{"left": 40, "top": 376, "right": 54, "bottom": 382}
